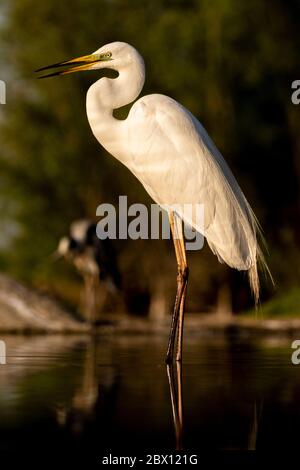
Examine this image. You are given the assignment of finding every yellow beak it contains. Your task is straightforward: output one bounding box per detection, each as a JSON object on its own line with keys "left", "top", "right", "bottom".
{"left": 35, "top": 53, "right": 110, "bottom": 78}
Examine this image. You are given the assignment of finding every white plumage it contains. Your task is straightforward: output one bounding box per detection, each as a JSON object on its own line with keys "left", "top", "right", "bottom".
{"left": 85, "top": 42, "right": 266, "bottom": 302}
{"left": 38, "top": 41, "right": 269, "bottom": 361}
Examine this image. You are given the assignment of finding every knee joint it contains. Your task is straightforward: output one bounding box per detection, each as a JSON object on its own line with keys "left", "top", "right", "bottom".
{"left": 177, "top": 265, "right": 189, "bottom": 282}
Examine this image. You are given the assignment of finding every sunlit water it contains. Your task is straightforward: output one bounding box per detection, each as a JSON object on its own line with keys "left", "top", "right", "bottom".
{"left": 0, "top": 332, "right": 299, "bottom": 460}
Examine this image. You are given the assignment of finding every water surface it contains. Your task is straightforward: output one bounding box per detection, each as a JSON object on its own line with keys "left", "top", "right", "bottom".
{"left": 0, "top": 333, "right": 299, "bottom": 460}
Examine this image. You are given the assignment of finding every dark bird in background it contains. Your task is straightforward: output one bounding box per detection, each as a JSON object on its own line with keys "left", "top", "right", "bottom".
{"left": 56, "top": 219, "right": 121, "bottom": 323}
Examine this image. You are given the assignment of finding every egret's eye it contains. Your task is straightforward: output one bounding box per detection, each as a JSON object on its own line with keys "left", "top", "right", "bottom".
{"left": 96, "top": 51, "right": 112, "bottom": 61}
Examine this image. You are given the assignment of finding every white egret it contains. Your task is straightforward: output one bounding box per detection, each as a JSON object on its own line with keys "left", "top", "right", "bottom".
{"left": 37, "top": 42, "right": 269, "bottom": 362}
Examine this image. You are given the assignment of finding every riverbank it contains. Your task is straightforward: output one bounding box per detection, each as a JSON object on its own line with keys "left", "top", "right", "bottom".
{"left": 1, "top": 273, "right": 300, "bottom": 338}
{"left": 0, "top": 273, "right": 87, "bottom": 334}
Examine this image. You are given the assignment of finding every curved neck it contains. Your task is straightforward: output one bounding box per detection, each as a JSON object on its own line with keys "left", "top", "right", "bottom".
{"left": 86, "top": 58, "right": 145, "bottom": 160}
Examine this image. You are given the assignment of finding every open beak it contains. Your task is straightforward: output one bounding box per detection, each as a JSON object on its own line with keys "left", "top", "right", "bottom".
{"left": 35, "top": 53, "right": 109, "bottom": 79}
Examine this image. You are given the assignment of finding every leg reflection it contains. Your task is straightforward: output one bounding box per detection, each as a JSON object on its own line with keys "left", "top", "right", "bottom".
{"left": 248, "top": 399, "right": 264, "bottom": 450}
{"left": 167, "top": 362, "right": 183, "bottom": 450}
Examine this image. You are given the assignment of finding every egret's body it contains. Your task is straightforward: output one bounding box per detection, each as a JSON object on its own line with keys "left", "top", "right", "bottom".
{"left": 38, "top": 42, "right": 268, "bottom": 362}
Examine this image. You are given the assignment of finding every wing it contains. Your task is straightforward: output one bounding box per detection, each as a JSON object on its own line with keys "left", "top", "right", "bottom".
{"left": 127, "top": 94, "right": 268, "bottom": 299}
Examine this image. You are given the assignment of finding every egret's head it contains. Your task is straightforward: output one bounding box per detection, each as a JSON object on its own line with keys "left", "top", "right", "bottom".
{"left": 36, "top": 42, "right": 143, "bottom": 78}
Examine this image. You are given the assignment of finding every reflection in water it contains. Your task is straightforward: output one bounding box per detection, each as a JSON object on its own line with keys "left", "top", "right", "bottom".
{"left": 56, "top": 338, "right": 100, "bottom": 431}
{"left": 0, "top": 334, "right": 299, "bottom": 456}
{"left": 247, "top": 400, "right": 264, "bottom": 450}
{"left": 167, "top": 362, "right": 263, "bottom": 451}
{"left": 55, "top": 337, "right": 119, "bottom": 435}
{"left": 167, "top": 363, "right": 183, "bottom": 450}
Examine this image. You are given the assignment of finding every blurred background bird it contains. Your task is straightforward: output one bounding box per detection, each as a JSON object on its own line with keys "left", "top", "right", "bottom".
{"left": 56, "top": 219, "right": 121, "bottom": 324}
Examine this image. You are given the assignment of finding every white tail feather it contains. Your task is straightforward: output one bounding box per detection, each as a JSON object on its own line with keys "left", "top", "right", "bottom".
{"left": 248, "top": 262, "right": 260, "bottom": 306}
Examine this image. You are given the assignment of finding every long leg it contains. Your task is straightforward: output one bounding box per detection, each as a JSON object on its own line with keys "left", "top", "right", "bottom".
{"left": 165, "top": 212, "right": 189, "bottom": 363}
{"left": 84, "top": 274, "right": 95, "bottom": 325}
{"left": 82, "top": 274, "right": 90, "bottom": 321}
{"left": 90, "top": 274, "right": 99, "bottom": 325}
{"left": 176, "top": 234, "right": 189, "bottom": 362}
{"left": 165, "top": 212, "right": 184, "bottom": 363}
{"left": 165, "top": 250, "right": 183, "bottom": 362}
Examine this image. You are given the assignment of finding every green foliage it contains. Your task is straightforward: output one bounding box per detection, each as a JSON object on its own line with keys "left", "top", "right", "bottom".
{"left": 244, "top": 287, "right": 300, "bottom": 318}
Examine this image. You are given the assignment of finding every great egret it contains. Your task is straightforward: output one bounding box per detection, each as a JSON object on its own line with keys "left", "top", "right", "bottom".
{"left": 56, "top": 219, "right": 121, "bottom": 323}
{"left": 37, "top": 42, "right": 268, "bottom": 362}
